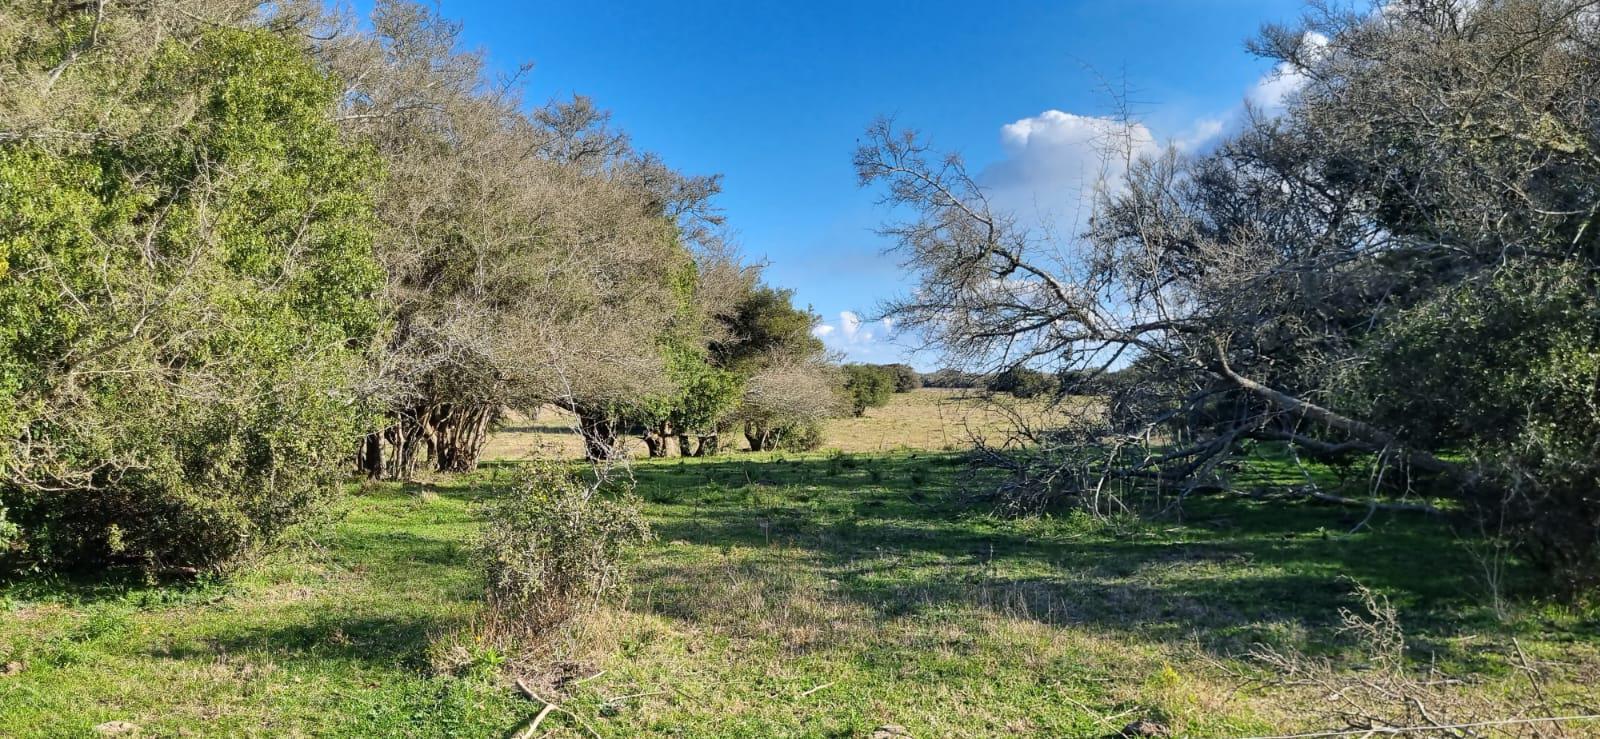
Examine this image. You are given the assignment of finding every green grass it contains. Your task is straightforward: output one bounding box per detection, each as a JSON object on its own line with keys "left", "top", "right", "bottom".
{"left": 3, "top": 452, "right": 1598, "bottom": 737}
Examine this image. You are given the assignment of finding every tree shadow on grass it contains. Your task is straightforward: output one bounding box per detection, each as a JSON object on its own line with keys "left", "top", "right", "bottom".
{"left": 623, "top": 454, "right": 1546, "bottom": 666}
{"left": 148, "top": 612, "right": 458, "bottom": 672}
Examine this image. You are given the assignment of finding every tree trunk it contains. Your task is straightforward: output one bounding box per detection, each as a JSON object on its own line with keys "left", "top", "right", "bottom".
{"left": 578, "top": 408, "right": 621, "bottom": 461}
{"left": 643, "top": 433, "right": 666, "bottom": 458}
{"left": 433, "top": 403, "right": 497, "bottom": 473}
{"left": 696, "top": 434, "right": 720, "bottom": 457}
{"left": 359, "top": 432, "right": 384, "bottom": 479}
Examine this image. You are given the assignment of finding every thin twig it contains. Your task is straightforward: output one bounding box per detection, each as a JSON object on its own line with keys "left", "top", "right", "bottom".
{"left": 796, "top": 681, "right": 835, "bottom": 698}
{"left": 1242, "top": 714, "right": 1600, "bottom": 739}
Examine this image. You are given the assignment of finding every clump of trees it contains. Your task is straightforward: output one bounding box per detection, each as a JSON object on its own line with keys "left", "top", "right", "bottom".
{"left": 882, "top": 363, "right": 921, "bottom": 392}
{"left": 712, "top": 284, "right": 841, "bottom": 451}
{"left": 987, "top": 366, "right": 1055, "bottom": 399}
{"left": 0, "top": 0, "right": 835, "bottom": 576}
{"left": 858, "top": 0, "right": 1600, "bottom": 592}
{"left": 922, "top": 368, "right": 984, "bottom": 389}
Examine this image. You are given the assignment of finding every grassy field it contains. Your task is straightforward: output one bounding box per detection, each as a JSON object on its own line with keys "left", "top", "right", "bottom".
{"left": 3, "top": 393, "right": 1598, "bottom": 737}
{"left": 482, "top": 388, "right": 1066, "bottom": 460}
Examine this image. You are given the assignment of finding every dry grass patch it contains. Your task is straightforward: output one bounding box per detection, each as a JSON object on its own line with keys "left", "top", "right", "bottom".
{"left": 481, "top": 388, "right": 1079, "bottom": 461}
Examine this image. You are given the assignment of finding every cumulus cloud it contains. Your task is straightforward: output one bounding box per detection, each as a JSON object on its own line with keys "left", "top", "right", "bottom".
{"left": 1102, "top": 29, "right": 1334, "bottom": 157}
{"left": 981, "top": 111, "right": 1157, "bottom": 216}
{"left": 840, "top": 310, "right": 863, "bottom": 340}
{"left": 810, "top": 324, "right": 835, "bottom": 338}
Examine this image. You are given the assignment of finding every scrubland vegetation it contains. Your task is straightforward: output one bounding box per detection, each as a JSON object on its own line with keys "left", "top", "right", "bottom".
{"left": 5, "top": 0, "right": 1600, "bottom": 736}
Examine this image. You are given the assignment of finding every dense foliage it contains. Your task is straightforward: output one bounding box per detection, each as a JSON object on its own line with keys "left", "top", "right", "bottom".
{"left": 883, "top": 363, "right": 921, "bottom": 393}
{"left": 0, "top": 0, "right": 836, "bottom": 576}
{"left": 841, "top": 364, "right": 896, "bottom": 416}
{"left": 1, "top": 15, "right": 381, "bottom": 572}
{"left": 987, "top": 366, "right": 1055, "bottom": 399}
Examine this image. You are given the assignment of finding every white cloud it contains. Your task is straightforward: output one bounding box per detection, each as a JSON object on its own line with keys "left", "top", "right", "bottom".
{"left": 1246, "top": 31, "right": 1329, "bottom": 113}
{"left": 840, "top": 310, "right": 863, "bottom": 340}
{"left": 983, "top": 111, "right": 1157, "bottom": 209}
{"left": 812, "top": 311, "right": 900, "bottom": 362}
{"left": 1174, "top": 117, "right": 1226, "bottom": 152}
{"left": 1092, "top": 29, "right": 1334, "bottom": 158}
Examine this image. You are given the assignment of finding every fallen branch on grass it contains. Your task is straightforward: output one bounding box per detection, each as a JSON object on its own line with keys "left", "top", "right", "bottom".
{"left": 1242, "top": 713, "right": 1600, "bottom": 739}
{"left": 1234, "top": 486, "right": 1441, "bottom": 515}
{"left": 797, "top": 681, "right": 834, "bottom": 697}
{"left": 514, "top": 677, "right": 601, "bottom": 739}
{"left": 509, "top": 702, "right": 557, "bottom": 739}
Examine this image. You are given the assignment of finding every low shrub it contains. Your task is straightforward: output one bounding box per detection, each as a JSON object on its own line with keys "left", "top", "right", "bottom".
{"left": 476, "top": 464, "right": 652, "bottom": 641}
{"left": 772, "top": 421, "right": 825, "bottom": 452}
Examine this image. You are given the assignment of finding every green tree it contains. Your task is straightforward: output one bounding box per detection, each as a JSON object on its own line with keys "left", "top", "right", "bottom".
{"left": 883, "top": 363, "right": 921, "bottom": 393}
{"left": 842, "top": 364, "right": 895, "bottom": 417}
{"left": 1, "top": 23, "right": 382, "bottom": 573}
{"left": 988, "top": 366, "right": 1054, "bottom": 399}
{"left": 709, "top": 285, "right": 825, "bottom": 373}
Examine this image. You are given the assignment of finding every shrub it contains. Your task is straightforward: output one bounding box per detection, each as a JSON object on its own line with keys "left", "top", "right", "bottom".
{"left": 0, "top": 505, "right": 17, "bottom": 556}
{"left": 884, "top": 363, "right": 921, "bottom": 393}
{"left": 922, "top": 368, "right": 984, "bottom": 389}
{"left": 771, "top": 421, "right": 825, "bottom": 452}
{"left": 1345, "top": 264, "right": 1600, "bottom": 592}
{"left": 477, "top": 464, "right": 652, "bottom": 641}
{"left": 988, "top": 366, "right": 1055, "bottom": 399}
{"left": 0, "top": 28, "right": 382, "bottom": 575}
{"left": 842, "top": 364, "right": 895, "bottom": 416}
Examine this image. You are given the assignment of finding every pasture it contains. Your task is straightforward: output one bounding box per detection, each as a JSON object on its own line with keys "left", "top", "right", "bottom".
{"left": 3, "top": 391, "right": 1595, "bottom": 737}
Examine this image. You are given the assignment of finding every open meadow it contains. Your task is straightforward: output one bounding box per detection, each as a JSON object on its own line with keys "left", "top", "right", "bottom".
{"left": 482, "top": 388, "right": 1070, "bottom": 460}
{"left": 4, "top": 391, "right": 1597, "bottom": 737}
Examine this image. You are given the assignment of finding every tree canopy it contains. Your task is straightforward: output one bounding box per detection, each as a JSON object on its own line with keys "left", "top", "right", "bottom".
{"left": 0, "top": 0, "right": 839, "bottom": 574}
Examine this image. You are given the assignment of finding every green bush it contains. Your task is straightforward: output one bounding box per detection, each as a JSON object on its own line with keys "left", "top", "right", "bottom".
{"left": 772, "top": 420, "right": 825, "bottom": 452}
{"left": 1346, "top": 264, "right": 1600, "bottom": 591}
{"left": 884, "top": 363, "right": 921, "bottom": 393}
{"left": 842, "top": 364, "right": 895, "bottom": 416}
{"left": 477, "top": 464, "right": 652, "bottom": 639}
{"left": 988, "top": 366, "right": 1055, "bottom": 399}
{"left": 0, "top": 29, "right": 382, "bottom": 574}
{"left": 0, "top": 505, "right": 18, "bottom": 556}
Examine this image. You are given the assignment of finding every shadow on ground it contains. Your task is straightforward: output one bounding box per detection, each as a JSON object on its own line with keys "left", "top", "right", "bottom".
{"left": 621, "top": 452, "right": 1539, "bottom": 666}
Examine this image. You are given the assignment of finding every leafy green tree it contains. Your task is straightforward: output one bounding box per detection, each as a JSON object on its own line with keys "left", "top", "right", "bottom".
{"left": 706, "top": 281, "right": 839, "bottom": 450}
{"left": 710, "top": 285, "right": 825, "bottom": 373}
{"left": 988, "top": 366, "right": 1054, "bottom": 399}
{"left": 842, "top": 364, "right": 895, "bottom": 417}
{"left": 883, "top": 364, "right": 921, "bottom": 393}
{"left": 1, "top": 22, "right": 382, "bottom": 573}
{"left": 632, "top": 346, "right": 742, "bottom": 457}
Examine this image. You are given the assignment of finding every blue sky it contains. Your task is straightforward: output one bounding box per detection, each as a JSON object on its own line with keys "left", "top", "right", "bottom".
{"left": 429, "top": 0, "right": 1309, "bottom": 370}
